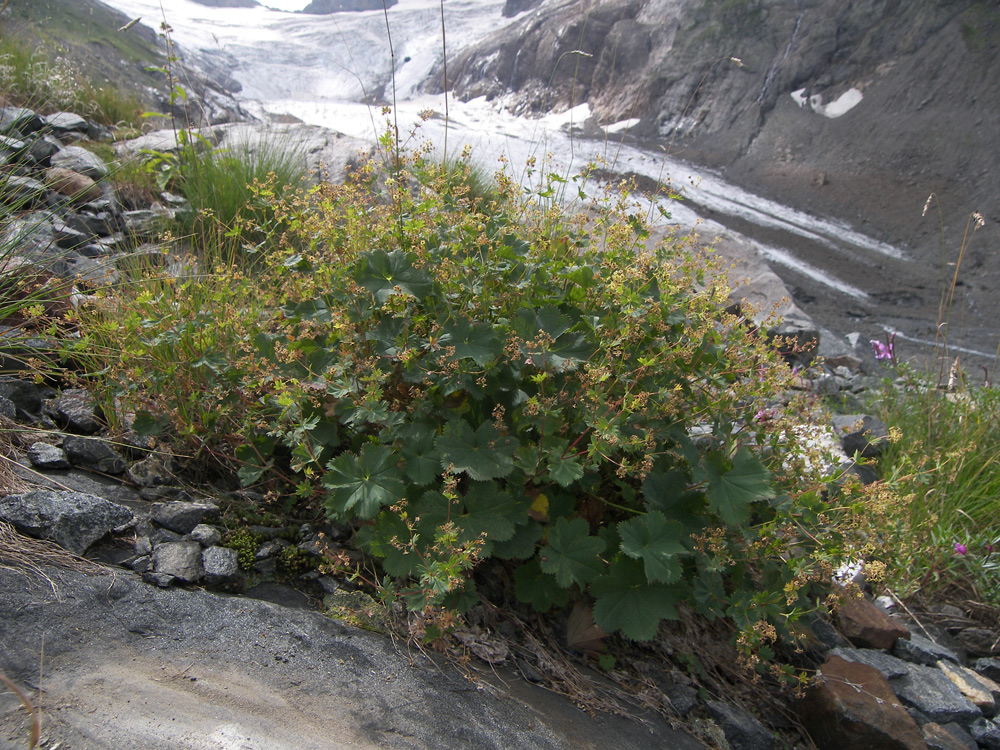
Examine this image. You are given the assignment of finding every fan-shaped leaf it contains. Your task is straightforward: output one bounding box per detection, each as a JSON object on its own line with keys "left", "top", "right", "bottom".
{"left": 538, "top": 517, "right": 606, "bottom": 587}
{"left": 323, "top": 443, "right": 405, "bottom": 519}
{"left": 591, "top": 556, "right": 683, "bottom": 641}
{"left": 436, "top": 420, "right": 516, "bottom": 480}
{"left": 617, "top": 511, "right": 687, "bottom": 583}
{"left": 356, "top": 249, "right": 433, "bottom": 304}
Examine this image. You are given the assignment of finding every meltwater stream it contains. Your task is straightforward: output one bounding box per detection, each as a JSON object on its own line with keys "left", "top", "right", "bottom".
{"left": 100, "top": 0, "right": 994, "bottom": 367}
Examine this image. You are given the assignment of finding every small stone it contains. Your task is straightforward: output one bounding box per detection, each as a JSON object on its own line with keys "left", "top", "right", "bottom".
{"left": 131, "top": 555, "right": 152, "bottom": 574}
{"left": 894, "top": 633, "right": 961, "bottom": 666}
{"left": 50, "top": 145, "right": 108, "bottom": 179}
{"left": 976, "top": 658, "right": 1000, "bottom": 683}
{"left": 704, "top": 700, "right": 774, "bottom": 750}
{"left": 0, "top": 378, "right": 40, "bottom": 413}
{"left": 970, "top": 718, "right": 1000, "bottom": 750}
{"left": 256, "top": 540, "right": 286, "bottom": 560}
{"left": 0, "top": 107, "right": 44, "bottom": 137}
{"left": 831, "top": 414, "right": 889, "bottom": 458}
{"left": 0, "top": 396, "right": 15, "bottom": 420}
{"left": 253, "top": 557, "right": 276, "bottom": 577}
{"left": 0, "top": 490, "right": 133, "bottom": 554}
{"left": 188, "top": 524, "right": 221, "bottom": 547}
{"left": 142, "top": 571, "right": 177, "bottom": 587}
{"left": 62, "top": 436, "right": 127, "bottom": 474}
{"left": 127, "top": 455, "right": 177, "bottom": 487}
{"left": 48, "top": 388, "right": 103, "bottom": 434}
{"left": 830, "top": 647, "right": 911, "bottom": 679}
{"left": 837, "top": 595, "right": 911, "bottom": 650}
{"left": 134, "top": 536, "right": 153, "bottom": 556}
{"left": 150, "top": 500, "right": 219, "bottom": 534}
{"left": 43, "top": 111, "right": 89, "bottom": 136}
{"left": 202, "top": 546, "right": 242, "bottom": 588}
{"left": 317, "top": 576, "right": 341, "bottom": 595}
{"left": 152, "top": 541, "right": 204, "bottom": 583}
{"left": 45, "top": 167, "right": 102, "bottom": 203}
{"left": 956, "top": 628, "right": 1000, "bottom": 657}
{"left": 150, "top": 528, "right": 182, "bottom": 546}
{"left": 27, "top": 442, "right": 71, "bottom": 470}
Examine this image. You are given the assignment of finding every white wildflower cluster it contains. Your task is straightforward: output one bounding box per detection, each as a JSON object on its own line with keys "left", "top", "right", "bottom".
{"left": 780, "top": 420, "right": 845, "bottom": 481}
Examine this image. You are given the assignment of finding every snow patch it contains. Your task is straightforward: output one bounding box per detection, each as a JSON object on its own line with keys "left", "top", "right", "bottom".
{"left": 791, "top": 87, "right": 863, "bottom": 119}
{"left": 603, "top": 118, "right": 641, "bottom": 134}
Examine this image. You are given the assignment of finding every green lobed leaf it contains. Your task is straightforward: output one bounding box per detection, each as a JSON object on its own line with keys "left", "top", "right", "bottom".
{"left": 544, "top": 443, "right": 585, "bottom": 487}
{"left": 443, "top": 316, "right": 503, "bottom": 366}
{"left": 591, "top": 556, "right": 683, "bottom": 641}
{"left": 436, "top": 420, "right": 516, "bottom": 481}
{"left": 323, "top": 443, "right": 406, "bottom": 520}
{"left": 617, "top": 511, "right": 686, "bottom": 584}
{"left": 397, "top": 423, "right": 440, "bottom": 486}
{"left": 493, "top": 521, "right": 543, "bottom": 560}
{"left": 699, "top": 447, "right": 775, "bottom": 527}
{"left": 538, "top": 517, "right": 606, "bottom": 588}
{"left": 364, "top": 510, "right": 418, "bottom": 577}
{"left": 356, "top": 249, "right": 433, "bottom": 304}
{"left": 459, "top": 481, "right": 522, "bottom": 545}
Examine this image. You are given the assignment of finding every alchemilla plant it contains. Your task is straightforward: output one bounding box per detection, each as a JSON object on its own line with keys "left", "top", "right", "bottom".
{"left": 76, "top": 138, "right": 889, "bottom": 670}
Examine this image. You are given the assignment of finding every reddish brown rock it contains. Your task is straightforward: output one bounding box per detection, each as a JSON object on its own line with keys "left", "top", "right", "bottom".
{"left": 800, "top": 655, "right": 927, "bottom": 750}
{"left": 837, "top": 595, "right": 911, "bottom": 650}
{"left": 45, "top": 166, "right": 102, "bottom": 203}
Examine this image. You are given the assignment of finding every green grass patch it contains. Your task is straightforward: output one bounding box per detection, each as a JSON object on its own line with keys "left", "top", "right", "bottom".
{"left": 876, "top": 374, "right": 1000, "bottom": 605}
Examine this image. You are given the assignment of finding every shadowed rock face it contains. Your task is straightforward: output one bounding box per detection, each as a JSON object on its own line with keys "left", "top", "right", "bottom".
{"left": 431, "top": 0, "right": 1000, "bottom": 368}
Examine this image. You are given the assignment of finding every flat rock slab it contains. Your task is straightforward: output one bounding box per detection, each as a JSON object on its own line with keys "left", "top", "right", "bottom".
{"left": 0, "top": 565, "right": 705, "bottom": 750}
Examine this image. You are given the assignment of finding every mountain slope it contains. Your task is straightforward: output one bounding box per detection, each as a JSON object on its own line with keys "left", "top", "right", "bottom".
{"left": 429, "top": 0, "right": 1000, "bottom": 364}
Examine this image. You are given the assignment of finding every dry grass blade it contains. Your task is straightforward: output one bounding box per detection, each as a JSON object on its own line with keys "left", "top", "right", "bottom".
{"left": 0, "top": 521, "right": 107, "bottom": 596}
{"left": 0, "top": 671, "right": 40, "bottom": 750}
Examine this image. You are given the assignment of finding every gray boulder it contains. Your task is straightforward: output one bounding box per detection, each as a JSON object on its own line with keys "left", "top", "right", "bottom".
{"left": 705, "top": 700, "right": 775, "bottom": 750}
{"left": 150, "top": 500, "right": 220, "bottom": 533}
{"left": 189, "top": 524, "right": 222, "bottom": 547}
{"left": 0, "top": 378, "right": 40, "bottom": 414}
{"left": 47, "top": 388, "right": 103, "bottom": 434}
{"left": 43, "top": 112, "right": 89, "bottom": 137}
{"left": 202, "top": 545, "right": 242, "bottom": 587}
{"left": 0, "top": 490, "right": 133, "bottom": 554}
{"left": 50, "top": 145, "right": 109, "bottom": 179}
{"left": 27, "top": 442, "right": 71, "bottom": 470}
{"left": 62, "top": 436, "right": 128, "bottom": 474}
{"left": 831, "top": 414, "right": 890, "bottom": 458}
{"left": 971, "top": 718, "right": 1000, "bottom": 750}
{"left": 0, "top": 106, "right": 43, "bottom": 137}
{"left": 894, "top": 633, "right": 961, "bottom": 667}
{"left": 891, "top": 663, "right": 982, "bottom": 725}
{"left": 152, "top": 541, "right": 205, "bottom": 583}
{"left": 830, "top": 646, "right": 911, "bottom": 679}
